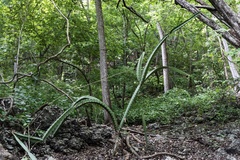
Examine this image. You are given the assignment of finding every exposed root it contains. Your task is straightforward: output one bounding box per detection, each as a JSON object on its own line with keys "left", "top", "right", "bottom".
{"left": 140, "top": 152, "right": 184, "bottom": 160}
{"left": 122, "top": 127, "right": 156, "bottom": 137}
{"left": 126, "top": 135, "right": 140, "bottom": 158}
{"left": 125, "top": 132, "right": 184, "bottom": 160}
{"left": 131, "top": 133, "right": 144, "bottom": 144}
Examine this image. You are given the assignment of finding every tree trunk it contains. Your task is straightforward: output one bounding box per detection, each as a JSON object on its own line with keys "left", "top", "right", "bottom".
{"left": 218, "top": 37, "right": 229, "bottom": 80}
{"left": 121, "top": 10, "right": 128, "bottom": 108}
{"left": 174, "top": 0, "right": 240, "bottom": 48}
{"left": 156, "top": 22, "right": 170, "bottom": 93}
{"left": 221, "top": 38, "right": 240, "bottom": 90}
{"left": 95, "top": 0, "right": 112, "bottom": 124}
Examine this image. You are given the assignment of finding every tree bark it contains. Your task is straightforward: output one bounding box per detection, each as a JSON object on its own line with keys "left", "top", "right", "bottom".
{"left": 174, "top": 0, "right": 240, "bottom": 48}
{"left": 222, "top": 38, "right": 240, "bottom": 88}
{"left": 156, "top": 22, "right": 170, "bottom": 93}
{"left": 95, "top": 0, "right": 112, "bottom": 123}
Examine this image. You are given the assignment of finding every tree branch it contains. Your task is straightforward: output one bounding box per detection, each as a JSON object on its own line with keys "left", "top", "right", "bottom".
{"left": 0, "top": 73, "right": 33, "bottom": 84}
{"left": 175, "top": 0, "right": 240, "bottom": 47}
{"left": 209, "top": 0, "right": 240, "bottom": 38}
{"left": 36, "top": 0, "right": 71, "bottom": 74}
{"left": 121, "top": 0, "right": 149, "bottom": 23}
{"left": 41, "top": 79, "right": 73, "bottom": 102}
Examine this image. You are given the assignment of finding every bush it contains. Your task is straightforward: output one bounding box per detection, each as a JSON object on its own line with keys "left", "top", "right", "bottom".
{"left": 113, "top": 87, "right": 240, "bottom": 125}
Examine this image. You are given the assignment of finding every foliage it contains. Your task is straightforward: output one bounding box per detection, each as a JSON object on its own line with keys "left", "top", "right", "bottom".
{"left": 1, "top": 0, "right": 240, "bottom": 158}
{"left": 118, "top": 12, "right": 200, "bottom": 130}
{"left": 114, "top": 87, "right": 240, "bottom": 124}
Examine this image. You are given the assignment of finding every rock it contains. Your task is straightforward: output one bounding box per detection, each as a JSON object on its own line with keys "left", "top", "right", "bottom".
{"left": 68, "top": 137, "right": 84, "bottom": 150}
{"left": 0, "top": 143, "right": 14, "bottom": 160}
{"left": 147, "top": 123, "right": 160, "bottom": 129}
{"left": 30, "top": 106, "right": 63, "bottom": 130}
{"left": 225, "top": 139, "right": 240, "bottom": 155}
{"left": 194, "top": 116, "right": 204, "bottom": 123}
{"left": 164, "top": 156, "right": 176, "bottom": 160}
{"left": 43, "top": 155, "right": 57, "bottom": 160}
{"left": 216, "top": 148, "right": 237, "bottom": 160}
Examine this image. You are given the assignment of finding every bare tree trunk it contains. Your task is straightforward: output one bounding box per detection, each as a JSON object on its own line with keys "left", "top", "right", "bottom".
{"left": 95, "top": 0, "right": 112, "bottom": 124}
{"left": 156, "top": 22, "right": 169, "bottom": 93}
{"left": 221, "top": 38, "right": 240, "bottom": 92}
{"left": 218, "top": 37, "right": 229, "bottom": 80}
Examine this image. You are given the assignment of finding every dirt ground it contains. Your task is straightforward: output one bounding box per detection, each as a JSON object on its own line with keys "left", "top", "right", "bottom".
{"left": 0, "top": 101, "right": 240, "bottom": 160}
{"left": 1, "top": 119, "right": 240, "bottom": 160}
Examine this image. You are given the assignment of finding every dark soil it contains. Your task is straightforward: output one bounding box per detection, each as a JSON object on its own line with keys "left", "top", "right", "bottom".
{"left": 0, "top": 99, "right": 240, "bottom": 160}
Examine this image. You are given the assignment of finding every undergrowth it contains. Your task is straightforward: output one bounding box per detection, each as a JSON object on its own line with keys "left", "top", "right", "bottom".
{"left": 113, "top": 87, "right": 240, "bottom": 125}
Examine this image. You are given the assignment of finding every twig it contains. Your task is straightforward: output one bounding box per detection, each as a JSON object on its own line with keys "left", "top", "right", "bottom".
{"left": 41, "top": 79, "right": 73, "bottom": 102}
{"left": 121, "top": 0, "right": 149, "bottom": 23}
{"left": 116, "top": 0, "right": 121, "bottom": 8}
{"left": 51, "top": 0, "right": 70, "bottom": 44}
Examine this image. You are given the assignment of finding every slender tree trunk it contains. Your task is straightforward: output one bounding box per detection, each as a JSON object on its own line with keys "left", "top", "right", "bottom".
{"left": 95, "top": 0, "right": 112, "bottom": 123}
{"left": 121, "top": 10, "right": 128, "bottom": 108}
{"left": 218, "top": 37, "right": 229, "bottom": 80}
{"left": 221, "top": 38, "right": 240, "bottom": 93}
{"left": 156, "top": 22, "right": 170, "bottom": 93}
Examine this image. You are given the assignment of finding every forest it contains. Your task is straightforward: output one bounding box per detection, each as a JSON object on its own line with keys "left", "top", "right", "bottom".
{"left": 0, "top": 0, "right": 240, "bottom": 159}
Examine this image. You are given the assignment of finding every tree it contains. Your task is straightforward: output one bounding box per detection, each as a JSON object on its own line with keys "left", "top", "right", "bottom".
{"left": 156, "top": 22, "right": 170, "bottom": 93}
{"left": 174, "top": 0, "right": 240, "bottom": 48}
{"left": 221, "top": 38, "right": 240, "bottom": 90}
{"left": 95, "top": 0, "right": 112, "bottom": 123}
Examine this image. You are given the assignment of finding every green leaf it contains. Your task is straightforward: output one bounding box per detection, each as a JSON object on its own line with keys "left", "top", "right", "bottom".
{"left": 13, "top": 133, "right": 37, "bottom": 160}
{"left": 14, "top": 96, "right": 118, "bottom": 143}
{"left": 169, "top": 66, "right": 190, "bottom": 77}
{"left": 118, "top": 12, "right": 199, "bottom": 131}
{"left": 136, "top": 52, "right": 145, "bottom": 82}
